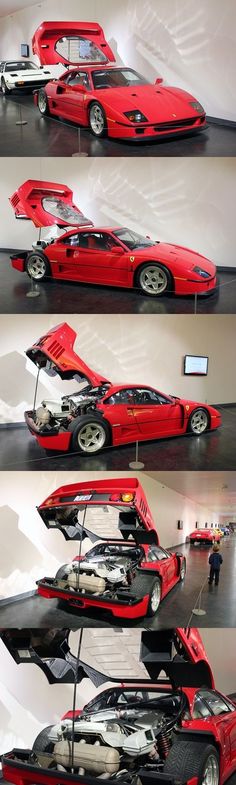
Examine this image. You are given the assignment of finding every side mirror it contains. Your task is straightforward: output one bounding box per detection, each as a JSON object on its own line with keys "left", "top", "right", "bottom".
{"left": 73, "top": 84, "right": 87, "bottom": 93}
{"left": 155, "top": 77, "right": 163, "bottom": 85}
{"left": 111, "top": 246, "right": 123, "bottom": 255}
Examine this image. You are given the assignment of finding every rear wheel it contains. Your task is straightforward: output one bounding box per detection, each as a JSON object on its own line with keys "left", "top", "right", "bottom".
{"left": 38, "top": 88, "right": 50, "bottom": 115}
{"left": 188, "top": 408, "right": 209, "bottom": 435}
{"left": 26, "top": 251, "right": 50, "bottom": 281}
{"left": 89, "top": 102, "right": 107, "bottom": 137}
{"left": 1, "top": 77, "right": 10, "bottom": 95}
{"left": 32, "top": 725, "right": 54, "bottom": 754}
{"left": 179, "top": 560, "right": 186, "bottom": 581}
{"left": 136, "top": 263, "right": 172, "bottom": 297}
{"left": 147, "top": 578, "right": 161, "bottom": 616}
{"left": 71, "top": 415, "right": 110, "bottom": 454}
{"left": 164, "top": 741, "right": 219, "bottom": 785}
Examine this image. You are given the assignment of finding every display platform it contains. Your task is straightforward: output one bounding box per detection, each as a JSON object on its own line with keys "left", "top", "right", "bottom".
{"left": 0, "top": 538, "right": 235, "bottom": 629}
{"left": 0, "top": 405, "right": 235, "bottom": 471}
{"left": 1, "top": 94, "right": 236, "bottom": 157}
{"left": 1, "top": 252, "right": 236, "bottom": 314}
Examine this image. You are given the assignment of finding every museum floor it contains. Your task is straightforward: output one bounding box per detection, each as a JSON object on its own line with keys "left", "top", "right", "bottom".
{"left": 1, "top": 251, "right": 236, "bottom": 314}
{"left": 0, "top": 536, "right": 235, "bottom": 629}
{"left": 1, "top": 93, "right": 236, "bottom": 157}
{"left": 0, "top": 405, "right": 235, "bottom": 471}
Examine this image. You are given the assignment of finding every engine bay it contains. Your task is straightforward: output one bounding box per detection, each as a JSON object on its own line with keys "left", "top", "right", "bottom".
{"left": 54, "top": 544, "right": 144, "bottom": 599}
{"left": 29, "top": 693, "right": 186, "bottom": 783}
{"left": 33, "top": 385, "right": 109, "bottom": 433}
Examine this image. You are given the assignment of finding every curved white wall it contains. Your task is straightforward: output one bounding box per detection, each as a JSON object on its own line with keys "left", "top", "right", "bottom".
{"left": 0, "top": 0, "right": 236, "bottom": 120}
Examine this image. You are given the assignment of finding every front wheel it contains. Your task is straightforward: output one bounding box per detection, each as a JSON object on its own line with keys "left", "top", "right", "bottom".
{"left": 38, "top": 88, "right": 50, "bottom": 116}
{"left": 26, "top": 251, "right": 50, "bottom": 281}
{"left": 89, "top": 102, "right": 107, "bottom": 137}
{"left": 1, "top": 78, "right": 10, "bottom": 95}
{"left": 164, "top": 741, "right": 219, "bottom": 785}
{"left": 147, "top": 578, "right": 161, "bottom": 616}
{"left": 188, "top": 408, "right": 209, "bottom": 435}
{"left": 136, "top": 264, "right": 172, "bottom": 297}
{"left": 71, "top": 415, "right": 110, "bottom": 454}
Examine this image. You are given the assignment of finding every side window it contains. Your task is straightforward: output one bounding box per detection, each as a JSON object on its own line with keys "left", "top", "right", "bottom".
{"left": 192, "top": 694, "right": 212, "bottom": 719}
{"left": 66, "top": 71, "right": 90, "bottom": 89}
{"left": 200, "top": 691, "right": 234, "bottom": 716}
{"left": 61, "top": 233, "right": 80, "bottom": 246}
{"left": 134, "top": 389, "right": 171, "bottom": 405}
{"left": 105, "top": 389, "right": 136, "bottom": 405}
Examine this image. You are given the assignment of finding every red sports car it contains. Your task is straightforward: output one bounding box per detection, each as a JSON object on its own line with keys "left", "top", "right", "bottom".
{"left": 32, "top": 21, "right": 207, "bottom": 141}
{"left": 189, "top": 529, "right": 221, "bottom": 547}
{"left": 2, "top": 628, "right": 236, "bottom": 785}
{"left": 24, "top": 322, "right": 221, "bottom": 455}
{"left": 10, "top": 180, "right": 217, "bottom": 297}
{"left": 34, "top": 478, "right": 186, "bottom": 619}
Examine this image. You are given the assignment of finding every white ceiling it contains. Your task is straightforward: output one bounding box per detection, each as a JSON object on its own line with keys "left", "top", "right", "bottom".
{"left": 145, "top": 472, "right": 236, "bottom": 517}
{"left": 0, "top": 0, "right": 39, "bottom": 17}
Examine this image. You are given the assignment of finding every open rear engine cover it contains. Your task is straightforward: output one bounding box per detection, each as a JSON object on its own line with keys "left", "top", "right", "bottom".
{"left": 54, "top": 740, "right": 120, "bottom": 774}
{"left": 67, "top": 572, "right": 106, "bottom": 594}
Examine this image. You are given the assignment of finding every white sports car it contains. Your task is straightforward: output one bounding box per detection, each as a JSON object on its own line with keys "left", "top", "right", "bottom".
{"left": 0, "top": 60, "right": 54, "bottom": 93}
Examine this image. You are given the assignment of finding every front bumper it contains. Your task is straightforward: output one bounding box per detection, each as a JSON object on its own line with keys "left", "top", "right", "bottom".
{"left": 6, "top": 79, "right": 50, "bottom": 91}
{"left": 37, "top": 577, "right": 149, "bottom": 619}
{"left": 24, "top": 411, "right": 71, "bottom": 452}
{"left": 2, "top": 750, "right": 198, "bottom": 785}
{"left": 174, "top": 274, "right": 217, "bottom": 296}
{"left": 108, "top": 115, "right": 207, "bottom": 140}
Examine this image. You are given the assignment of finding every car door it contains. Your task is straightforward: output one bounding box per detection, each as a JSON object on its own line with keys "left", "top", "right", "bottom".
{"left": 53, "top": 71, "right": 90, "bottom": 122}
{"left": 123, "top": 389, "right": 184, "bottom": 439}
{"left": 53, "top": 231, "right": 130, "bottom": 285}
{"left": 142, "top": 545, "right": 171, "bottom": 587}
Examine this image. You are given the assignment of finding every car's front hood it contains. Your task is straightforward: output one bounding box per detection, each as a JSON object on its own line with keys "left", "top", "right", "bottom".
{"left": 26, "top": 322, "right": 109, "bottom": 385}
{"left": 98, "top": 84, "right": 203, "bottom": 122}
{"left": 134, "top": 243, "right": 215, "bottom": 276}
{"left": 9, "top": 179, "right": 93, "bottom": 229}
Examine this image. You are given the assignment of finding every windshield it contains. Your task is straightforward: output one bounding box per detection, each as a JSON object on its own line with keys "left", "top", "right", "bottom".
{"left": 42, "top": 197, "right": 91, "bottom": 226}
{"left": 55, "top": 36, "right": 107, "bottom": 64}
{"left": 92, "top": 68, "right": 150, "bottom": 90}
{"left": 5, "top": 61, "right": 37, "bottom": 72}
{"left": 113, "top": 228, "right": 156, "bottom": 250}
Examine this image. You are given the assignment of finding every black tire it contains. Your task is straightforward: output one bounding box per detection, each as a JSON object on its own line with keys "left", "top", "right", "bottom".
{"left": 26, "top": 251, "right": 51, "bottom": 281}
{"left": 188, "top": 408, "right": 209, "bottom": 436}
{"left": 164, "top": 741, "right": 219, "bottom": 785}
{"left": 32, "top": 725, "right": 54, "bottom": 754}
{"left": 38, "top": 88, "right": 50, "bottom": 116}
{"left": 147, "top": 578, "right": 161, "bottom": 617}
{"left": 135, "top": 263, "right": 172, "bottom": 297}
{"left": 179, "top": 559, "right": 186, "bottom": 581}
{"left": 70, "top": 415, "right": 111, "bottom": 454}
{"left": 1, "top": 77, "right": 10, "bottom": 95}
{"left": 89, "top": 101, "right": 107, "bottom": 137}
{"left": 55, "top": 564, "right": 68, "bottom": 581}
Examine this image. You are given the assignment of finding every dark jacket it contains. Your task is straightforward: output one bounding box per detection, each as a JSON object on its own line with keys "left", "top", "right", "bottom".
{"left": 209, "top": 552, "right": 223, "bottom": 570}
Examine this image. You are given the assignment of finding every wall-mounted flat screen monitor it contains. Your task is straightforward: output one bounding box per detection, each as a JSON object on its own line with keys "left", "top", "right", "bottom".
{"left": 184, "top": 355, "right": 208, "bottom": 376}
{"left": 21, "top": 44, "right": 29, "bottom": 57}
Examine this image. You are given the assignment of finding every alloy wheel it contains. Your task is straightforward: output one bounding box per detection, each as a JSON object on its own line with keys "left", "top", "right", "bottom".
{"left": 150, "top": 582, "right": 161, "bottom": 612}
{"left": 191, "top": 410, "right": 208, "bottom": 434}
{"left": 27, "top": 255, "right": 47, "bottom": 280}
{"left": 78, "top": 422, "right": 106, "bottom": 453}
{"left": 90, "top": 104, "right": 105, "bottom": 135}
{"left": 140, "top": 265, "right": 168, "bottom": 295}
{"left": 202, "top": 755, "right": 219, "bottom": 785}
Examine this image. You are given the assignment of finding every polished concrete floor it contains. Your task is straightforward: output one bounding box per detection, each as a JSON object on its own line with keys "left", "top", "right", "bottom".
{"left": 0, "top": 406, "right": 235, "bottom": 471}
{"left": 0, "top": 537, "right": 235, "bottom": 629}
{"left": 1, "top": 94, "right": 236, "bottom": 156}
{"left": 1, "top": 252, "right": 236, "bottom": 314}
